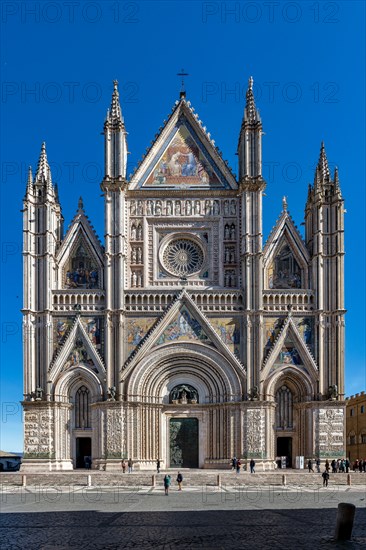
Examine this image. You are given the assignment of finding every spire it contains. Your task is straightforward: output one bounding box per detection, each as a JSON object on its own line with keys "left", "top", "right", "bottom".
{"left": 26, "top": 166, "right": 33, "bottom": 192}
{"left": 108, "top": 80, "right": 123, "bottom": 124}
{"left": 315, "top": 142, "right": 331, "bottom": 184}
{"left": 78, "top": 196, "right": 84, "bottom": 211}
{"left": 34, "top": 142, "right": 52, "bottom": 188}
{"left": 282, "top": 195, "right": 288, "bottom": 212}
{"left": 244, "top": 76, "right": 260, "bottom": 124}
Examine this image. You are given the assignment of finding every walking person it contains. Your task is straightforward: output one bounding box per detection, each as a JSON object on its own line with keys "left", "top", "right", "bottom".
{"left": 176, "top": 471, "right": 183, "bottom": 490}
{"left": 231, "top": 457, "right": 237, "bottom": 471}
{"left": 308, "top": 459, "right": 314, "bottom": 473}
{"left": 156, "top": 458, "right": 161, "bottom": 474}
{"left": 128, "top": 458, "right": 133, "bottom": 473}
{"left": 325, "top": 459, "right": 330, "bottom": 473}
{"left": 163, "top": 474, "right": 171, "bottom": 496}
{"left": 250, "top": 458, "right": 255, "bottom": 474}
{"left": 315, "top": 458, "right": 321, "bottom": 473}
{"left": 121, "top": 459, "right": 126, "bottom": 473}
{"left": 331, "top": 459, "right": 337, "bottom": 473}
{"left": 322, "top": 469, "right": 330, "bottom": 487}
{"left": 236, "top": 458, "right": 241, "bottom": 474}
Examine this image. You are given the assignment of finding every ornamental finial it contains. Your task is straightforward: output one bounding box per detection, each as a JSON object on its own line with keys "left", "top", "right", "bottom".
{"left": 282, "top": 196, "right": 288, "bottom": 211}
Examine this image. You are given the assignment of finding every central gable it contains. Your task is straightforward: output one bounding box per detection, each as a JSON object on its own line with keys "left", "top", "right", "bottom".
{"left": 129, "top": 100, "right": 237, "bottom": 190}
{"left": 144, "top": 123, "right": 222, "bottom": 188}
{"left": 154, "top": 305, "right": 213, "bottom": 346}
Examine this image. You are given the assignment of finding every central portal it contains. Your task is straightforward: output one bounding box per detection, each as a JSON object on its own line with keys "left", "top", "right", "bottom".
{"left": 169, "top": 418, "right": 199, "bottom": 468}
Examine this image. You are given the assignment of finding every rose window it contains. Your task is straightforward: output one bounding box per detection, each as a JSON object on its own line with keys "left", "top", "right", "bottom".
{"left": 162, "top": 238, "right": 204, "bottom": 276}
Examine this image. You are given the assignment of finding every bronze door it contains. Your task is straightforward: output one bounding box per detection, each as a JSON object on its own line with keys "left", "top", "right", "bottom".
{"left": 169, "top": 418, "right": 199, "bottom": 468}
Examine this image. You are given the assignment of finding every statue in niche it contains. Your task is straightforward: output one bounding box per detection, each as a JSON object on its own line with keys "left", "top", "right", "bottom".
{"left": 230, "top": 250, "right": 235, "bottom": 263}
{"left": 225, "top": 248, "right": 230, "bottom": 263}
{"left": 230, "top": 200, "right": 237, "bottom": 215}
{"left": 224, "top": 200, "right": 229, "bottom": 216}
{"left": 224, "top": 225, "right": 230, "bottom": 240}
{"left": 137, "top": 225, "right": 143, "bottom": 240}
{"left": 195, "top": 200, "right": 201, "bottom": 215}
{"left": 137, "top": 247, "right": 142, "bottom": 263}
{"left": 131, "top": 225, "right": 137, "bottom": 240}
{"left": 136, "top": 201, "right": 143, "bottom": 215}
{"left": 130, "top": 201, "right": 136, "bottom": 215}
{"left": 170, "top": 384, "right": 199, "bottom": 403}
{"left": 147, "top": 201, "right": 153, "bottom": 215}
{"left": 175, "top": 201, "right": 181, "bottom": 215}
{"left": 205, "top": 200, "right": 212, "bottom": 215}
{"left": 155, "top": 200, "right": 162, "bottom": 216}
{"left": 185, "top": 200, "right": 192, "bottom": 215}
{"left": 213, "top": 200, "right": 220, "bottom": 215}
{"left": 230, "top": 224, "right": 236, "bottom": 240}
{"left": 166, "top": 201, "right": 173, "bottom": 216}
{"left": 131, "top": 248, "right": 137, "bottom": 263}
{"left": 131, "top": 272, "right": 137, "bottom": 287}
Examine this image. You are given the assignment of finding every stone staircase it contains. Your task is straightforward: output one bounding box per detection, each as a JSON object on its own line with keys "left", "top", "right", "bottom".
{"left": 1, "top": 470, "right": 365, "bottom": 488}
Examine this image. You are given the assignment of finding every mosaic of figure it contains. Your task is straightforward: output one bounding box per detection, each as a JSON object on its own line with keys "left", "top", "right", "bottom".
{"left": 268, "top": 242, "right": 301, "bottom": 289}
{"left": 81, "top": 317, "right": 102, "bottom": 350}
{"left": 62, "top": 338, "right": 98, "bottom": 373}
{"left": 55, "top": 318, "right": 73, "bottom": 346}
{"left": 147, "top": 127, "right": 220, "bottom": 186}
{"left": 297, "top": 318, "right": 314, "bottom": 349}
{"left": 210, "top": 318, "right": 240, "bottom": 356}
{"left": 273, "top": 337, "right": 302, "bottom": 367}
{"left": 157, "top": 307, "right": 210, "bottom": 345}
{"left": 64, "top": 244, "right": 99, "bottom": 289}
{"left": 126, "top": 318, "right": 156, "bottom": 355}
{"left": 263, "top": 318, "right": 284, "bottom": 356}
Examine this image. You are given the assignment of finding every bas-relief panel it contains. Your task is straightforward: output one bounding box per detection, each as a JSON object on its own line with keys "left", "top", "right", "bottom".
{"left": 267, "top": 242, "right": 301, "bottom": 289}
{"left": 156, "top": 306, "right": 211, "bottom": 345}
{"left": 209, "top": 318, "right": 240, "bottom": 356}
{"left": 126, "top": 317, "right": 157, "bottom": 356}
{"left": 146, "top": 126, "right": 220, "bottom": 187}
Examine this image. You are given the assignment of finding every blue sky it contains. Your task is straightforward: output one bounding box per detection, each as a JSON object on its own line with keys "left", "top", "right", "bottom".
{"left": 1, "top": 1, "right": 365, "bottom": 451}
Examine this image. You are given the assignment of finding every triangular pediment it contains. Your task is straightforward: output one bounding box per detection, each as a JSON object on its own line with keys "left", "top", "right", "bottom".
{"left": 122, "top": 290, "right": 245, "bottom": 374}
{"left": 56, "top": 207, "right": 104, "bottom": 290}
{"left": 129, "top": 100, "right": 237, "bottom": 190}
{"left": 263, "top": 210, "right": 309, "bottom": 289}
{"left": 261, "top": 316, "right": 318, "bottom": 381}
{"left": 49, "top": 316, "right": 105, "bottom": 386}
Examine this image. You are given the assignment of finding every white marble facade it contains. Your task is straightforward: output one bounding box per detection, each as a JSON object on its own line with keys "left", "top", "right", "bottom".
{"left": 21, "top": 79, "right": 346, "bottom": 471}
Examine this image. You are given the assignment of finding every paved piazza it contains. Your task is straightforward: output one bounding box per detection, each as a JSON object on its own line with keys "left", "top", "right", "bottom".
{"left": 1, "top": 482, "right": 365, "bottom": 549}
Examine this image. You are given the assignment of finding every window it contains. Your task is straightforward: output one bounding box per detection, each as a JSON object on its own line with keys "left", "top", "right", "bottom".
{"left": 361, "top": 405, "right": 365, "bottom": 414}
{"left": 75, "top": 385, "right": 90, "bottom": 428}
{"left": 350, "top": 435, "right": 356, "bottom": 445}
{"left": 350, "top": 408, "right": 354, "bottom": 417}
{"left": 361, "top": 433, "right": 366, "bottom": 444}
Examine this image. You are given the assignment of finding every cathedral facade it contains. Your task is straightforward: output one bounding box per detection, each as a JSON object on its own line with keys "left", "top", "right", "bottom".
{"left": 21, "top": 78, "right": 346, "bottom": 471}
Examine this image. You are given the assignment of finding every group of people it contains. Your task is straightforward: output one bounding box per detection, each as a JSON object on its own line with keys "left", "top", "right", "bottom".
{"left": 163, "top": 472, "right": 183, "bottom": 495}
{"left": 353, "top": 459, "right": 366, "bottom": 472}
{"left": 230, "top": 457, "right": 256, "bottom": 473}
{"left": 121, "top": 459, "right": 134, "bottom": 473}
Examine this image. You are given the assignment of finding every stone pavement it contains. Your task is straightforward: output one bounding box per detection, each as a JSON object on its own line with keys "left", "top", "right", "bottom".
{"left": 1, "top": 485, "right": 366, "bottom": 549}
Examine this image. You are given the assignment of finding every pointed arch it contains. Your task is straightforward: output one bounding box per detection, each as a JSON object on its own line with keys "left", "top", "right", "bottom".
{"left": 53, "top": 365, "right": 104, "bottom": 402}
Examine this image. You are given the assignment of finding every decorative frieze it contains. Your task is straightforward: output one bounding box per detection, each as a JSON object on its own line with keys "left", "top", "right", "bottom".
{"left": 243, "top": 408, "right": 266, "bottom": 458}
{"left": 315, "top": 407, "right": 345, "bottom": 458}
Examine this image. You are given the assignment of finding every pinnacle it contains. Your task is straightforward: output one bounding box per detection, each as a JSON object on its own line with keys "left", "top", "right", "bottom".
{"left": 27, "top": 166, "right": 33, "bottom": 188}
{"left": 108, "top": 79, "right": 123, "bottom": 123}
{"left": 35, "top": 142, "right": 52, "bottom": 187}
{"left": 78, "top": 196, "right": 84, "bottom": 211}
{"left": 315, "top": 141, "right": 331, "bottom": 183}
{"left": 244, "top": 76, "right": 259, "bottom": 124}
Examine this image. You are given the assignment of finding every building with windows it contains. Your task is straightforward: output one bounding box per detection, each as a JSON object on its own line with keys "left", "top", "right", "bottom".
{"left": 21, "top": 78, "right": 346, "bottom": 471}
{"left": 346, "top": 392, "right": 366, "bottom": 463}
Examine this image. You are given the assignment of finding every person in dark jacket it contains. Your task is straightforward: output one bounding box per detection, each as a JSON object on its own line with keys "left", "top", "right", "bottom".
{"left": 176, "top": 472, "right": 183, "bottom": 490}
{"left": 308, "top": 459, "right": 314, "bottom": 473}
{"left": 250, "top": 459, "right": 255, "bottom": 474}
{"left": 322, "top": 470, "right": 330, "bottom": 487}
